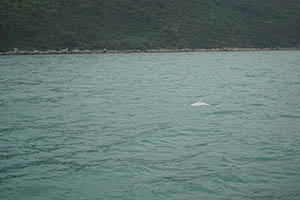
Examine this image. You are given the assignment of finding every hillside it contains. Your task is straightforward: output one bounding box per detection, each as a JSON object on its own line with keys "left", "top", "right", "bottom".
{"left": 1, "top": 0, "right": 300, "bottom": 51}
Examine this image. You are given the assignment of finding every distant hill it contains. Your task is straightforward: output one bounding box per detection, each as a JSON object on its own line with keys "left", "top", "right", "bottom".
{"left": 1, "top": 0, "right": 300, "bottom": 51}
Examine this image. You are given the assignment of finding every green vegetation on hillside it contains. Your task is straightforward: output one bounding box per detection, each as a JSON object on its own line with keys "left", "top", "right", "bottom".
{"left": 1, "top": 0, "right": 300, "bottom": 51}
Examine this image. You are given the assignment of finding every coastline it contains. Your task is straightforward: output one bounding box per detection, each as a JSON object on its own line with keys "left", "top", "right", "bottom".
{"left": 1, "top": 47, "right": 300, "bottom": 56}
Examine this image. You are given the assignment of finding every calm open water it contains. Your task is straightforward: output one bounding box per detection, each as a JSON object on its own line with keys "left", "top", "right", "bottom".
{"left": 1, "top": 51, "right": 300, "bottom": 199}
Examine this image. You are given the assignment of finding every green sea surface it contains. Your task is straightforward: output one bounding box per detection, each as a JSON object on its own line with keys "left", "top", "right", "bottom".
{"left": 1, "top": 51, "right": 300, "bottom": 199}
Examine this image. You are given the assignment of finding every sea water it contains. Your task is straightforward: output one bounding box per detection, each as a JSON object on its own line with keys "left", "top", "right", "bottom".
{"left": 0, "top": 51, "right": 300, "bottom": 199}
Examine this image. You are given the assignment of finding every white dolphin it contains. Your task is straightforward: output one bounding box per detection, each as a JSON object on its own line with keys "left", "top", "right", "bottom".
{"left": 191, "top": 100, "right": 210, "bottom": 106}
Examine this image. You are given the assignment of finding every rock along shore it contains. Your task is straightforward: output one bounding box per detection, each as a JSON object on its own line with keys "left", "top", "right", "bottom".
{"left": 1, "top": 47, "right": 300, "bottom": 56}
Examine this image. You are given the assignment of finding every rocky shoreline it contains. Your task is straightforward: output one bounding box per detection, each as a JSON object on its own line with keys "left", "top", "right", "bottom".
{"left": 1, "top": 47, "right": 300, "bottom": 56}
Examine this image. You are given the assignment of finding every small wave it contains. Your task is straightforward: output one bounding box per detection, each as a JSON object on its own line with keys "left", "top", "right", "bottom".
{"left": 217, "top": 173, "right": 247, "bottom": 184}
{"left": 280, "top": 114, "right": 300, "bottom": 119}
{"left": 249, "top": 103, "right": 267, "bottom": 107}
{"left": 0, "top": 99, "right": 7, "bottom": 107}
{"left": 14, "top": 80, "right": 43, "bottom": 86}
{"left": 207, "top": 110, "right": 247, "bottom": 116}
